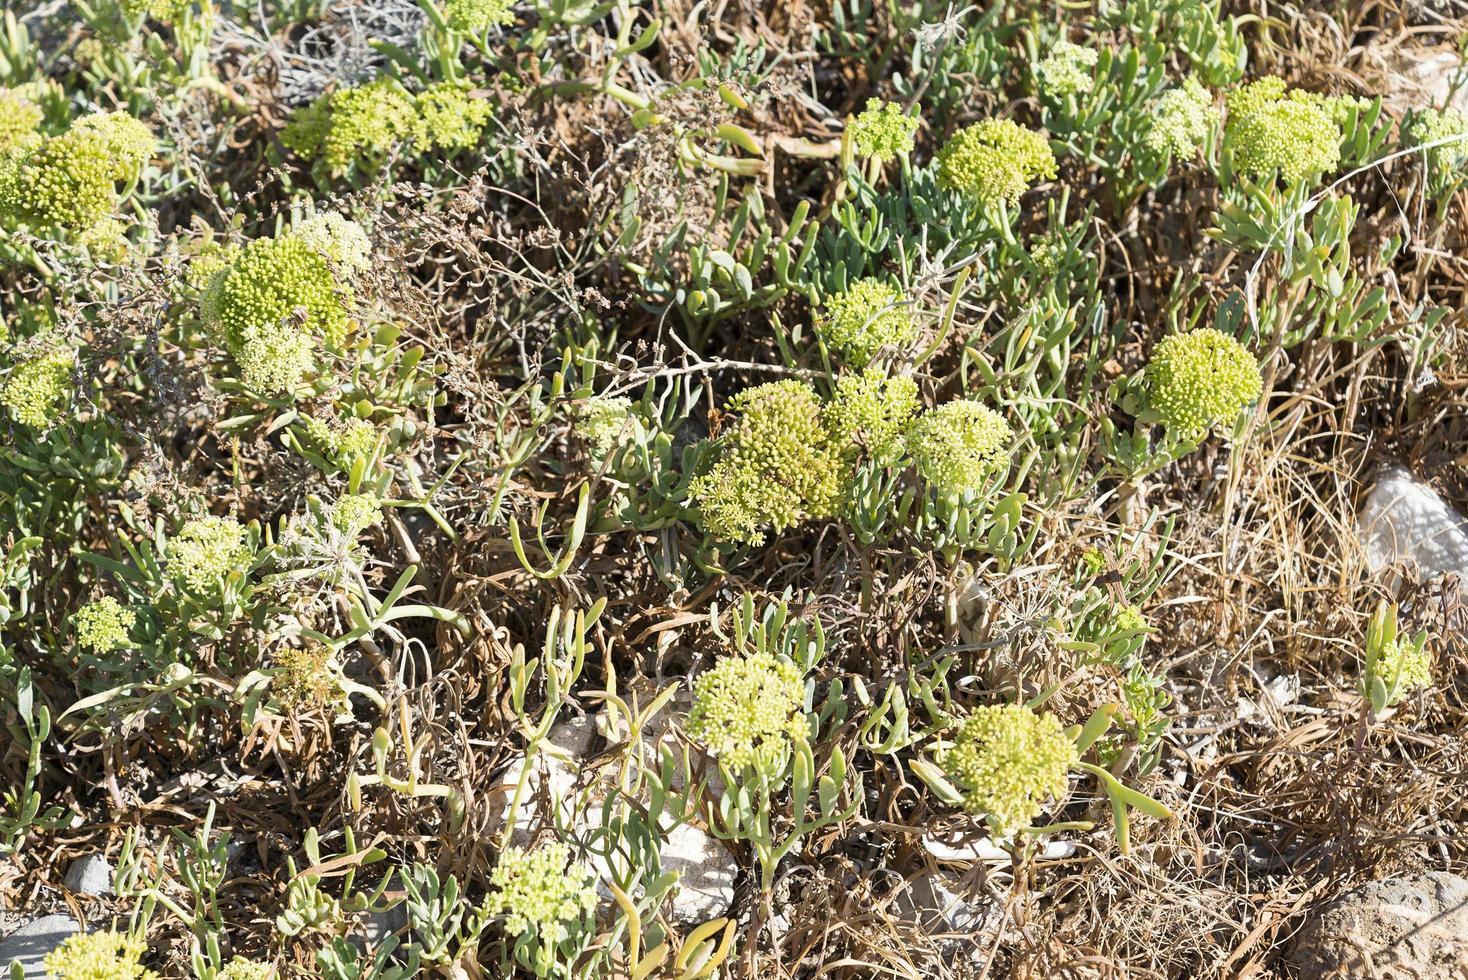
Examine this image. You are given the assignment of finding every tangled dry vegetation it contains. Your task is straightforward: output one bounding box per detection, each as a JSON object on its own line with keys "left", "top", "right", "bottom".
{"left": 1, "top": 0, "right": 1467, "bottom": 976}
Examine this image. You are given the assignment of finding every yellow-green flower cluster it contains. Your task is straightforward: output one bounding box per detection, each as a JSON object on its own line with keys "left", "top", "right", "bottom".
{"left": 0, "top": 111, "right": 151, "bottom": 238}
{"left": 42, "top": 931, "right": 159, "bottom": 980}
{"left": 817, "top": 278, "right": 918, "bottom": 368}
{"left": 689, "top": 380, "right": 843, "bottom": 544}
{"left": 486, "top": 842, "right": 598, "bottom": 943}
{"left": 332, "top": 493, "right": 383, "bottom": 537}
{"left": 271, "top": 644, "right": 342, "bottom": 712}
{"left": 444, "top": 0, "right": 515, "bottom": 33}
{"left": 281, "top": 79, "right": 417, "bottom": 173}
{"left": 121, "top": 0, "right": 193, "bottom": 22}
{"left": 1404, "top": 106, "right": 1468, "bottom": 179}
{"left": 1, "top": 336, "right": 74, "bottom": 428}
{"left": 200, "top": 232, "right": 351, "bottom": 394}
{"left": 824, "top": 369, "right": 920, "bottom": 466}
{"left": 302, "top": 415, "right": 380, "bottom": 467}
{"left": 849, "top": 99, "right": 918, "bottom": 162}
{"left": 0, "top": 87, "right": 42, "bottom": 151}
{"left": 941, "top": 703, "right": 1077, "bottom": 835}
{"left": 293, "top": 212, "right": 372, "bottom": 278}
{"left": 937, "top": 118, "right": 1057, "bottom": 208}
{"left": 413, "top": 83, "right": 494, "bottom": 152}
{"left": 171, "top": 515, "right": 252, "bottom": 592}
{"left": 1143, "top": 78, "right": 1216, "bottom": 159}
{"left": 71, "top": 112, "right": 154, "bottom": 182}
{"left": 1144, "top": 328, "right": 1262, "bottom": 436}
{"left": 576, "top": 395, "right": 645, "bottom": 458}
{"left": 216, "top": 959, "right": 274, "bottom": 980}
{"left": 1224, "top": 77, "right": 1341, "bottom": 185}
{"left": 282, "top": 78, "right": 493, "bottom": 174}
{"left": 905, "top": 399, "right": 1012, "bottom": 498}
{"left": 73, "top": 596, "right": 136, "bottom": 652}
{"left": 1369, "top": 637, "right": 1432, "bottom": 705}
{"left": 686, "top": 652, "right": 807, "bottom": 774}
{"left": 1035, "top": 40, "right": 1099, "bottom": 99}
{"left": 1112, "top": 603, "right": 1147, "bottom": 635}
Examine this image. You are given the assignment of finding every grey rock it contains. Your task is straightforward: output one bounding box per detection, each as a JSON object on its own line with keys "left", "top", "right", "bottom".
{"left": 63, "top": 853, "right": 113, "bottom": 896}
{"left": 1357, "top": 466, "right": 1468, "bottom": 581}
{"left": 660, "top": 822, "right": 737, "bottom": 926}
{"left": 355, "top": 902, "right": 409, "bottom": 952}
{"left": 0, "top": 915, "right": 83, "bottom": 977}
{"left": 1291, "top": 871, "right": 1468, "bottom": 979}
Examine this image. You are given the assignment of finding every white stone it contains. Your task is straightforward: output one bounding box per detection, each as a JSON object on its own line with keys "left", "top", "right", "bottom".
{"left": 63, "top": 854, "right": 113, "bottom": 897}
{"left": 1357, "top": 466, "right": 1468, "bottom": 580}
{"left": 0, "top": 915, "right": 83, "bottom": 978}
{"left": 922, "top": 833, "right": 1076, "bottom": 863}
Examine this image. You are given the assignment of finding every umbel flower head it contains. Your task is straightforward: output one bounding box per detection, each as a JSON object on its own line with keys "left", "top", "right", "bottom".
{"left": 1404, "top": 106, "right": 1468, "bottom": 179}
{"left": 824, "top": 368, "right": 920, "bottom": 467}
{"left": 817, "top": 278, "right": 919, "bottom": 368}
{"left": 1223, "top": 77, "right": 1342, "bottom": 185}
{"left": 445, "top": 0, "right": 515, "bottom": 32}
{"left": 936, "top": 118, "right": 1057, "bottom": 209}
{"left": 1035, "top": 40, "right": 1099, "bottom": 99}
{"left": 171, "top": 515, "right": 253, "bottom": 592}
{"left": 1143, "top": 78, "right": 1217, "bottom": 159}
{"left": 73, "top": 597, "right": 136, "bottom": 652}
{"left": 281, "top": 78, "right": 417, "bottom": 174}
{"left": 689, "top": 380, "right": 843, "bottom": 545}
{"left": 200, "top": 231, "right": 351, "bottom": 394}
{"left": 412, "top": 82, "right": 494, "bottom": 152}
{"left": 575, "top": 395, "right": 646, "bottom": 458}
{"left": 849, "top": 99, "right": 919, "bottom": 162}
{"left": 1, "top": 334, "right": 74, "bottom": 428}
{"left": 685, "top": 651, "right": 807, "bottom": 774}
{"left": 121, "top": 0, "right": 193, "bottom": 22}
{"left": 941, "top": 703, "right": 1078, "bottom": 836}
{"left": 293, "top": 212, "right": 372, "bottom": 278}
{"left": 1368, "top": 637, "right": 1432, "bottom": 707}
{"left": 271, "top": 643, "right": 343, "bottom": 712}
{"left": 486, "top": 842, "right": 598, "bottom": 943}
{"left": 906, "top": 399, "right": 1013, "bottom": 498}
{"left": 0, "top": 87, "right": 42, "bottom": 151}
{"left": 331, "top": 493, "right": 383, "bottom": 537}
{"left": 42, "top": 930, "right": 159, "bottom": 980}
{"left": 71, "top": 111, "right": 155, "bottom": 182}
{"left": 1144, "top": 327, "right": 1263, "bottom": 436}
{"left": 217, "top": 959, "right": 275, "bottom": 980}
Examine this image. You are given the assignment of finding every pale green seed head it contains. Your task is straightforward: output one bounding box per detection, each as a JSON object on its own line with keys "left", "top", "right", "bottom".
{"left": 1144, "top": 328, "right": 1262, "bottom": 436}
{"left": 817, "top": 278, "right": 919, "bottom": 368}
{"left": 936, "top": 118, "right": 1057, "bottom": 208}
{"left": 942, "top": 703, "right": 1077, "bottom": 836}
{"left": 825, "top": 368, "right": 920, "bottom": 466}
{"left": 172, "top": 515, "right": 253, "bottom": 593}
{"left": 686, "top": 651, "right": 807, "bottom": 775}
{"left": 73, "top": 596, "right": 136, "bottom": 652}
{"left": 906, "top": 399, "right": 1013, "bottom": 498}
{"left": 1224, "top": 77, "right": 1341, "bottom": 184}
{"left": 43, "top": 931, "right": 159, "bottom": 980}
{"left": 849, "top": 99, "right": 918, "bottom": 162}
{"left": 1, "top": 336, "right": 74, "bottom": 429}
{"left": 1035, "top": 40, "right": 1099, "bottom": 99}
{"left": 487, "top": 843, "right": 598, "bottom": 943}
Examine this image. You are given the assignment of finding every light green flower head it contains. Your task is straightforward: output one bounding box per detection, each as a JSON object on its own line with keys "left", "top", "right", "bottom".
{"left": 1, "top": 335, "right": 74, "bottom": 428}
{"left": 576, "top": 395, "right": 645, "bottom": 458}
{"left": 1224, "top": 77, "right": 1341, "bottom": 185}
{"left": 71, "top": 111, "right": 154, "bottom": 182}
{"left": 201, "top": 232, "right": 350, "bottom": 394}
{"left": 413, "top": 82, "right": 494, "bottom": 151}
{"left": 332, "top": 493, "right": 383, "bottom": 537}
{"left": 172, "top": 515, "right": 253, "bottom": 592}
{"left": 73, "top": 596, "right": 136, "bottom": 652}
{"left": 689, "top": 380, "right": 843, "bottom": 545}
{"left": 121, "top": 0, "right": 193, "bottom": 22}
{"left": 817, "top": 278, "right": 918, "bottom": 368}
{"left": 487, "top": 842, "right": 598, "bottom": 943}
{"left": 942, "top": 703, "right": 1077, "bottom": 836}
{"left": 293, "top": 212, "right": 372, "bottom": 278}
{"left": 1369, "top": 637, "right": 1432, "bottom": 706}
{"left": 4, "top": 128, "right": 119, "bottom": 233}
{"left": 1143, "top": 78, "right": 1217, "bottom": 159}
{"left": 281, "top": 78, "right": 416, "bottom": 173}
{"left": 0, "top": 87, "right": 42, "bottom": 151}
{"left": 686, "top": 651, "right": 807, "bottom": 774}
{"left": 906, "top": 399, "right": 1012, "bottom": 498}
{"left": 1404, "top": 106, "right": 1468, "bottom": 179}
{"left": 849, "top": 99, "right": 918, "bottom": 162}
{"left": 1035, "top": 40, "right": 1099, "bottom": 99}
{"left": 824, "top": 369, "right": 920, "bottom": 466}
{"left": 936, "top": 118, "right": 1057, "bottom": 208}
{"left": 444, "top": 0, "right": 515, "bottom": 32}
{"left": 216, "top": 958, "right": 275, "bottom": 980}
{"left": 1144, "top": 327, "right": 1262, "bottom": 436}
{"left": 43, "top": 931, "right": 159, "bottom": 980}
{"left": 1112, "top": 603, "right": 1147, "bottom": 634}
